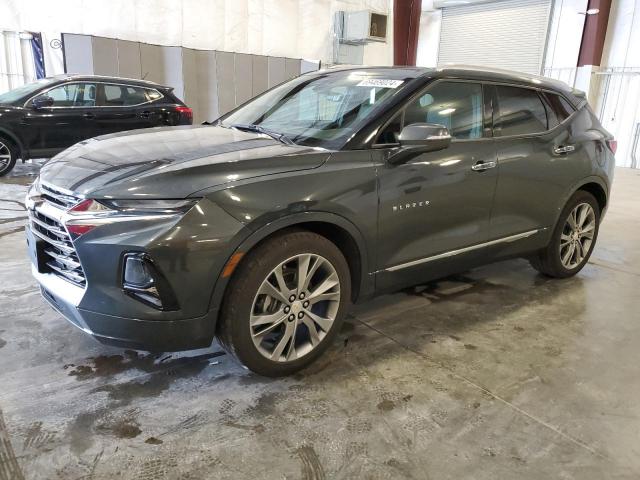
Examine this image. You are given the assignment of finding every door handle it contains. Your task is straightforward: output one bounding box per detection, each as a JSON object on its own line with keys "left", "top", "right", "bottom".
{"left": 554, "top": 145, "right": 575, "bottom": 154}
{"left": 471, "top": 160, "right": 497, "bottom": 172}
{"left": 83, "top": 112, "right": 95, "bottom": 120}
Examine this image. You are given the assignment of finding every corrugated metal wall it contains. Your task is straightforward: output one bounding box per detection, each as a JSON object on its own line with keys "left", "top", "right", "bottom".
{"left": 438, "top": 0, "right": 552, "bottom": 75}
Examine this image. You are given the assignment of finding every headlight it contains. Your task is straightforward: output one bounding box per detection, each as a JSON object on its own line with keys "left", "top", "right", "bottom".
{"left": 98, "top": 198, "right": 198, "bottom": 214}
{"left": 64, "top": 198, "right": 199, "bottom": 238}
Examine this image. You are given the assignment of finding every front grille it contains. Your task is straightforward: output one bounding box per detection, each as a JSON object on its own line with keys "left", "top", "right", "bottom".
{"left": 40, "top": 183, "right": 82, "bottom": 209}
{"left": 29, "top": 187, "right": 87, "bottom": 288}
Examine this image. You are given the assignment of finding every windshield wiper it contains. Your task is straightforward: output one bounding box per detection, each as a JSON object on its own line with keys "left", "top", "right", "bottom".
{"left": 230, "top": 123, "right": 295, "bottom": 145}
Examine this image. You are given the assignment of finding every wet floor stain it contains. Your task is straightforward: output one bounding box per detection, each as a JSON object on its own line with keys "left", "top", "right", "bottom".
{"left": 144, "top": 437, "right": 163, "bottom": 445}
{"left": 0, "top": 338, "right": 5, "bottom": 349}
{"left": 98, "top": 416, "right": 142, "bottom": 440}
{"left": 65, "top": 350, "right": 225, "bottom": 381}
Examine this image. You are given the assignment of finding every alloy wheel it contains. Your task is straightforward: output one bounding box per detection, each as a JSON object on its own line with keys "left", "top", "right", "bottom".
{"left": 560, "top": 202, "right": 596, "bottom": 269}
{"left": 0, "top": 141, "right": 11, "bottom": 168}
{"left": 250, "top": 253, "right": 341, "bottom": 362}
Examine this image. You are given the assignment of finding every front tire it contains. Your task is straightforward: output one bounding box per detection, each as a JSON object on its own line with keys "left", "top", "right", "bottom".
{"left": 530, "top": 190, "right": 600, "bottom": 278}
{"left": 0, "top": 137, "right": 18, "bottom": 177}
{"left": 217, "top": 230, "right": 351, "bottom": 376}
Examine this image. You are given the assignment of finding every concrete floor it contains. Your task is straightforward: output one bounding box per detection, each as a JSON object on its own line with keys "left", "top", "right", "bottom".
{"left": 1, "top": 162, "right": 639, "bottom": 480}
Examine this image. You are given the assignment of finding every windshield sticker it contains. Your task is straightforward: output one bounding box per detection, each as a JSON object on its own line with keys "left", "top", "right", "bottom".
{"left": 356, "top": 79, "right": 404, "bottom": 89}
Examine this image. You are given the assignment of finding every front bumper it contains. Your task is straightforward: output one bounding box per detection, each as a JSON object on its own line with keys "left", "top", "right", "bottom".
{"left": 26, "top": 194, "right": 247, "bottom": 352}
{"left": 33, "top": 260, "right": 217, "bottom": 352}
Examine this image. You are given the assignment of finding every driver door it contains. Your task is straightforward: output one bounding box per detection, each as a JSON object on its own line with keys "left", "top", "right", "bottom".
{"left": 23, "top": 82, "right": 97, "bottom": 157}
{"left": 374, "top": 80, "right": 499, "bottom": 291}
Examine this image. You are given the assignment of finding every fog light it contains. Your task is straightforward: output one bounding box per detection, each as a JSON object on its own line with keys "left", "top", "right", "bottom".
{"left": 124, "top": 255, "right": 154, "bottom": 288}
{"left": 122, "top": 253, "right": 179, "bottom": 311}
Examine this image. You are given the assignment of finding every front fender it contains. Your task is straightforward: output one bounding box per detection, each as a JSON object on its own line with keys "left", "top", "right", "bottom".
{"left": 206, "top": 210, "right": 374, "bottom": 320}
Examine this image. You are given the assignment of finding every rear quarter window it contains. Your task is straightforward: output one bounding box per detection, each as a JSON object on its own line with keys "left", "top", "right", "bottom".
{"left": 541, "top": 91, "right": 575, "bottom": 125}
{"left": 494, "top": 85, "right": 548, "bottom": 136}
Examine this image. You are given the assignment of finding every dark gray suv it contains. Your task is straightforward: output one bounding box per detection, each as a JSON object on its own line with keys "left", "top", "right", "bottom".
{"left": 25, "top": 66, "right": 615, "bottom": 376}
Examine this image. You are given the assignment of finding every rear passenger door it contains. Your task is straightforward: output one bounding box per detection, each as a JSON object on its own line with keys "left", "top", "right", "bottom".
{"left": 93, "top": 83, "right": 162, "bottom": 136}
{"left": 489, "top": 84, "right": 580, "bottom": 240}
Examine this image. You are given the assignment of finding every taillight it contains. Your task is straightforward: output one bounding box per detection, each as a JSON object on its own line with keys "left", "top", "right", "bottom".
{"left": 606, "top": 139, "right": 617, "bottom": 155}
{"left": 175, "top": 106, "right": 193, "bottom": 122}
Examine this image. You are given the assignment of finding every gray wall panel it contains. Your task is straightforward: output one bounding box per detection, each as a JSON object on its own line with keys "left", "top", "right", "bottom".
{"left": 285, "top": 58, "right": 301, "bottom": 80}
{"left": 63, "top": 34, "right": 94, "bottom": 74}
{"left": 268, "top": 57, "right": 287, "bottom": 88}
{"left": 62, "top": 34, "right": 319, "bottom": 122}
{"left": 182, "top": 48, "right": 200, "bottom": 123}
{"left": 252, "top": 55, "right": 268, "bottom": 96}
{"left": 92, "top": 37, "right": 118, "bottom": 76}
{"left": 216, "top": 51, "right": 235, "bottom": 116}
{"left": 301, "top": 59, "right": 320, "bottom": 74}
{"left": 195, "top": 50, "right": 219, "bottom": 122}
{"left": 234, "top": 53, "right": 253, "bottom": 106}
{"left": 117, "top": 40, "right": 141, "bottom": 79}
{"left": 140, "top": 44, "right": 184, "bottom": 99}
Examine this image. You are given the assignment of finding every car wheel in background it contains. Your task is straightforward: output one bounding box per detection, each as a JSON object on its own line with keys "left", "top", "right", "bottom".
{"left": 530, "top": 190, "right": 601, "bottom": 278}
{"left": 217, "top": 230, "right": 351, "bottom": 376}
{"left": 0, "top": 137, "right": 18, "bottom": 176}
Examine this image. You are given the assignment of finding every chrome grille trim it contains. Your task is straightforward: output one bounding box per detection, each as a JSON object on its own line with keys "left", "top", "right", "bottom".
{"left": 40, "top": 182, "right": 83, "bottom": 209}
{"left": 27, "top": 185, "right": 87, "bottom": 288}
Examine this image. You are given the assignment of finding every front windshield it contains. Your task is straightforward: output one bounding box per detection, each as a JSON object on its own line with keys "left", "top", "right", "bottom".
{"left": 0, "top": 78, "right": 56, "bottom": 104}
{"left": 220, "top": 71, "right": 406, "bottom": 149}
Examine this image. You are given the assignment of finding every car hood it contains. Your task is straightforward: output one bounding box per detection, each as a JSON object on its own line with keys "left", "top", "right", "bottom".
{"left": 39, "top": 125, "right": 330, "bottom": 199}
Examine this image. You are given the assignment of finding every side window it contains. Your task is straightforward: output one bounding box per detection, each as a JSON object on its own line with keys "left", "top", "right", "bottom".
{"left": 404, "top": 82, "right": 484, "bottom": 139}
{"left": 145, "top": 88, "right": 163, "bottom": 102}
{"left": 495, "top": 86, "right": 547, "bottom": 136}
{"left": 540, "top": 92, "right": 575, "bottom": 124}
{"left": 100, "top": 84, "right": 151, "bottom": 106}
{"left": 36, "top": 83, "right": 96, "bottom": 107}
{"left": 376, "top": 111, "right": 403, "bottom": 145}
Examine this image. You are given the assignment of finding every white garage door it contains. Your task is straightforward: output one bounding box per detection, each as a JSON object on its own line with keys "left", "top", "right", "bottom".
{"left": 438, "top": 0, "right": 552, "bottom": 75}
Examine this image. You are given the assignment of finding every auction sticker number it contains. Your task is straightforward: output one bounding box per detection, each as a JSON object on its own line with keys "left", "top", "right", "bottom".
{"left": 356, "top": 79, "right": 404, "bottom": 89}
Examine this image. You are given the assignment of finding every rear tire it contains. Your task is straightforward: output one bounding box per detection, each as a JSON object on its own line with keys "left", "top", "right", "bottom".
{"left": 530, "top": 190, "right": 600, "bottom": 278}
{"left": 217, "top": 230, "right": 351, "bottom": 376}
{"left": 0, "top": 136, "right": 18, "bottom": 177}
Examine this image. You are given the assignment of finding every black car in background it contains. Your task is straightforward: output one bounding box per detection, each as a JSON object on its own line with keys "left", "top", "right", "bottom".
{"left": 0, "top": 75, "right": 193, "bottom": 175}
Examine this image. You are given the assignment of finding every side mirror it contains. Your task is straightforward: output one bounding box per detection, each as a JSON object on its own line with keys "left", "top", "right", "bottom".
{"left": 388, "top": 123, "right": 452, "bottom": 165}
{"left": 32, "top": 95, "right": 54, "bottom": 109}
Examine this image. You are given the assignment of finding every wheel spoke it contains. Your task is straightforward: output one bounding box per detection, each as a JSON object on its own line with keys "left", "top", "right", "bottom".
{"left": 302, "top": 317, "right": 320, "bottom": 346}
{"left": 273, "top": 266, "right": 292, "bottom": 299}
{"left": 577, "top": 204, "right": 589, "bottom": 228}
{"left": 296, "top": 254, "right": 311, "bottom": 293}
{"left": 300, "top": 256, "right": 324, "bottom": 293}
{"left": 560, "top": 233, "right": 572, "bottom": 245}
{"left": 258, "top": 279, "right": 290, "bottom": 304}
{"left": 308, "top": 273, "right": 339, "bottom": 300}
{"left": 309, "top": 291, "right": 340, "bottom": 305}
{"left": 251, "top": 310, "right": 286, "bottom": 327}
{"left": 582, "top": 222, "right": 595, "bottom": 234}
{"left": 304, "top": 309, "right": 334, "bottom": 332}
{"left": 271, "top": 321, "right": 295, "bottom": 360}
{"left": 562, "top": 243, "right": 575, "bottom": 265}
{"left": 567, "top": 210, "right": 578, "bottom": 230}
{"left": 285, "top": 321, "right": 299, "bottom": 360}
{"left": 574, "top": 240, "right": 584, "bottom": 263}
